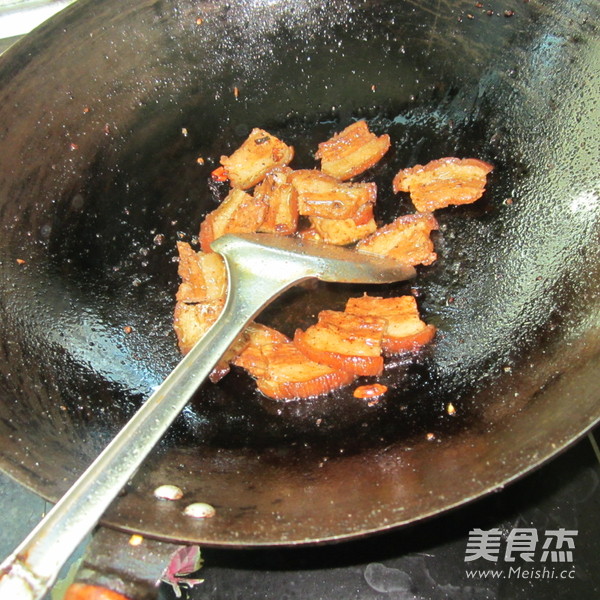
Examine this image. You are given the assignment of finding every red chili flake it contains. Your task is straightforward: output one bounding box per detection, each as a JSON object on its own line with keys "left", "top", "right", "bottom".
{"left": 124, "top": 326, "right": 133, "bottom": 334}
{"left": 353, "top": 383, "right": 388, "bottom": 400}
{"left": 504, "top": 197, "right": 514, "bottom": 205}
{"left": 83, "top": 106, "right": 90, "bottom": 114}
{"left": 16, "top": 258, "right": 26, "bottom": 265}
{"left": 233, "top": 86, "right": 239, "bottom": 99}
{"left": 474, "top": 1, "right": 483, "bottom": 7}
{"left": 196, "top": 157, "right": 205, "bottom": 165}
{"left": 504, "top": 9, "right": 515, "bottom": 17}
{"left": 426, "top": 432, "right": 436, "bottom": 441}
{"left": 211, "top": 166, "right": 228, "bottom": 182}
{"left": 69, "top": 143, "right": 79, "bottom": 151}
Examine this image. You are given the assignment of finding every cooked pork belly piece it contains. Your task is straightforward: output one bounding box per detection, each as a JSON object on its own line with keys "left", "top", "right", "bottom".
{"left": 356, "top": 212, "right": 438, "bottom": 266}
{"left": 232, "top": 323, "right": 291, "bottom": 378}
{"left": 345, "top": 295, "right": 436, "bottom": 354}
{"left": 393, "top": 157, "right": 493, "bottom": 212}
{"left": 175, "top": 242, "right": 227, "bottom": 303}
{"left": 309, "top": 213, "right": 378, "bottom": 246}
{"left": 254, "top": 168, "right": 299, "bottom": 235}
{"left": 294, "top": 310, "right": 385, "bottom": 376}
{"left": 199, "top": 188, "right": 267, "bottom": 252}
{"left": 315, "top": 120, "right": 391, "bottom": 181}
{"left": 289, "top": 169, "right": 376, "bottom": 220}
{"left": 220, "top": 128, "right": 294, "bottom": 190}
{"left": 254, "top": 341, "right": 355, "bottom": 400}
{"left": 173, "top": 299, "right": 225, "bottom": 355}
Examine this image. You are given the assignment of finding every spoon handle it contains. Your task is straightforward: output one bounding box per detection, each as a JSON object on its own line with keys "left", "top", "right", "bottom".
{"left": 0, "top": 253, "right": 308, "bottom": 600}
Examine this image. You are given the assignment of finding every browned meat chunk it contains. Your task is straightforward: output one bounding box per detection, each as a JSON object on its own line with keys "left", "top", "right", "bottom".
{"left": 199, "top": 188, "right": 267, "bottom": 252}
{"left": 356, "top": 212, "right": 439, "bottom": 266}
{"left": 345, "top": 295, "right": 436, "bottom": 354}
{"left": 289, "top": 169, "right": 376, "bottom": 220}
{"left": 294, "top": 310, "right": 385, "bottom": 376}
{"left": 315, "top": 120, "right": 391, "bottom": 181}
{"left": 309, "top": 213, "right": 378, "bottom": 246}
{"left": 232, "top": 323, "right": 291, "bottom": 378}
{"left": 254, "top": 341, "right": 355, "bottom": 400}
{"left": 173, "top": 299, "right": 225, "bottom": 355}
{"left": 175, "top": 242, "right": 227, "bottom": 303}
{"left": 220, "top": 129, "right": 294, "bottom": 190}
{"left": 255, "top": 168, "right": 299, "bottom": 235}
{"left": 393, "top": 157, "right": 493, "bottom": 212}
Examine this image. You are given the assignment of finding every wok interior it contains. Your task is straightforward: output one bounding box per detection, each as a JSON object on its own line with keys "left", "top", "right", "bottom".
{"left": 0, "top": 0, "right": 598, "bottom": 544}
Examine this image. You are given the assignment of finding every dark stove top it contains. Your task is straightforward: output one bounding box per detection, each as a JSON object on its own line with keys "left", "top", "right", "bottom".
{"left": 155, "top": 429, "right": 600, "bottom": 600}
{"left": 3, "top": 428, "right": 596, "bottom": 600}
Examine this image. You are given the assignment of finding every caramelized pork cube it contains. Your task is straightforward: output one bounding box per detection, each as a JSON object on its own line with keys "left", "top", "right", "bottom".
{"left": 306, "top": 197, "right": 378, "bottom": 246}
{"left": 309, "top": 213, "right": 377, "bottom": 246}
{"left": 315, "top": 120, "right": 391, "bottom": 181}
{"left": 356, "top": 212, "right": 438, "bottom": 266}
{"left": 232, "top": 323, "right": 291, "bottom": 378}
{"left": 294, "top": 310, "right": 385, "bottom": 376}
{"left": 297, "top": 226, "right": 323, "bottom": 243}
{"left": 393, "top": 157, "right": 494, "bottom": 212}
{"left": 199, "top": 188, "right": 266, "bottom": 252}
{"left": 220, "top": 129, "right": 294, "bottom": 190}
{"left": 345, "top": 295, "right": 436, "bottom": 354}
{"left": 255, "top": 341, "right": 355, "bottom": 400}
{"left": 175, "top": 242, "right": 227, "bottom": 303}
{"left": 289, "top": 170, "right": 376, "bottom": 220}
{"left": 255, "top": 168, "right": 299, "bottom": 235}
{"left": 173, "top": 299, "right": 225, "bottom": 355}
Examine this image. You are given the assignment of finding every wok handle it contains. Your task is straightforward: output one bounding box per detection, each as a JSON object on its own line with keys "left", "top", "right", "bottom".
{"left": 0, "top": 250, "right": 311, "bottom": 600}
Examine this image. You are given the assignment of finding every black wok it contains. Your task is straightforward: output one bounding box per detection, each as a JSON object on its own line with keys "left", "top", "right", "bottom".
{"left": 0, "top": 0, "right": 599, "bottom": 557}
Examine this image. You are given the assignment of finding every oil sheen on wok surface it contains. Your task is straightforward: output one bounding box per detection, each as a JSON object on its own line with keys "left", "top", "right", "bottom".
{"left": 0, "top": 0, "right": 598, "bottom": 545}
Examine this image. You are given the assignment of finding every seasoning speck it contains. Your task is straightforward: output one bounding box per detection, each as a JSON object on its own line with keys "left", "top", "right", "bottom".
{"left": 196, "top": 157, "right": 205, "bottom": 165}
{"left": 128, "top": 534, "right": 144, "bottom": 546}
{"left": 196, "top": 17, "right": 203, "bottom": 25}
{"left": 123, "top": 326, "right": 133, "bottom": 334}
{"left": 154, "top": 484, "right": 184, "bottom": 501}
{"left": 504, "top": 10, "right": 515, "bottom": 17}
{"left": 353, "top": 383, "right": 388, "bottom": 400}
{"left": 16, "top": 259, "right": 26, "bottom": 265}
{"left": 184, "top": 502, "right": 216, "bottom": 519}
{"left": 426, "top": 432, "right": 436, "bottom": 441}
{"left": 181, "top": 127, "right": 188, "bottom": 137}
{"left": 446, "top": 402, "right": 457, "bottom": 416}
{"left": 233, "top": 86, "right": 239, "bottom": 99}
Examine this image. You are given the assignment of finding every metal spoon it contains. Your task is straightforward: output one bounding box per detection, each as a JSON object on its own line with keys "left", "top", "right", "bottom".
{"left": 0, "top": 232, "right": 415, "bottom": 599}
